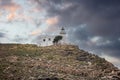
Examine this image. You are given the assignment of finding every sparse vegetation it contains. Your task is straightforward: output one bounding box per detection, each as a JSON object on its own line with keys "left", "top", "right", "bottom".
{"left": 0, "top": 44, "right": 119, "bottom": 80}
{"left": 53, "top": 35, "right": 63, "bottom": 45}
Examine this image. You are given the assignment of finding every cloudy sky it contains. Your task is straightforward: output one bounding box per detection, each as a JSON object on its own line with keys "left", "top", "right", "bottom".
{"left": 0, "top": 0, "right": 120, "bottom": 68}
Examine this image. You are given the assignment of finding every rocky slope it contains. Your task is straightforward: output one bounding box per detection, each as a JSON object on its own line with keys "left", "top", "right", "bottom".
{"left": 0, "top": 44, "right": 120, "bottom": 80}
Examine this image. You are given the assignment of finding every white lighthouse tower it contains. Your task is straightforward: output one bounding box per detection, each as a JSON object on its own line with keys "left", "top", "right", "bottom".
{"left": 59, "top": 27, "right": 67, "bottom": 44}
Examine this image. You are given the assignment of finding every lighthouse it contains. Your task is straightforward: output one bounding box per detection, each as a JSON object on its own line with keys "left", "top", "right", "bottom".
{"left": 37, "top": 27, "right": 68, "bottom": 46}
{"left": 59, "top": 27, "right": 67, "bottom": 44}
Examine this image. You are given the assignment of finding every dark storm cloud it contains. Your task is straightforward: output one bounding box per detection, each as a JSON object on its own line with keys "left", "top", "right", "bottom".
{"left": 96, "top": 40, "right": 120, "bottom": 58}
{"left": 41, "top": 0, "right": 120, "bottom": 37}
{"left": 0, "top": 32, "right": 5, "bottom": 38}
{"left": 0, "top": 0, "right": 17, "bottom": 8}
{"left": 33, "top": 0, "right": 120, "bottom": 58}
{"left": 0, "top": 0, "right": 12, "bottom": 6}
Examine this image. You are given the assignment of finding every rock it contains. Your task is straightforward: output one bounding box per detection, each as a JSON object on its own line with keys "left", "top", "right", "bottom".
{"left": 38, "top": 77, "right": 59, "bottom": 80}
{"left": 117, "top": 71, "right": 120, "bottom": 76}
{"left": 112, "top": 75, "right": 120, "bottom": 80}
{"left": 29, "top": 77, "right": 36, "bottom": 80}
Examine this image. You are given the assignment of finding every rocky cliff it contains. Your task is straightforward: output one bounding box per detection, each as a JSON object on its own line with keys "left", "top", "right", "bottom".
{"left": 0, "top": 44, "right": 120, "bottom": 80}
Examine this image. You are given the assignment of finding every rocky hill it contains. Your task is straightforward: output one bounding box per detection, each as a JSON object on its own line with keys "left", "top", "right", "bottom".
{"left": 0, "top": 44, "right": 120, "bottom": 80}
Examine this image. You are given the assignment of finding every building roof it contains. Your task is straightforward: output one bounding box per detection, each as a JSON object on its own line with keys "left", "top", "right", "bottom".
{"left": 60, "top": 27, "right": 66, "bottom": 34}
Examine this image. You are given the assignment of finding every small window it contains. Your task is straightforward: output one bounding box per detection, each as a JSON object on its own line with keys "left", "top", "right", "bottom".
{"left": 43, "top": 39, "right": 46, "bottom": 42}
{"left": 48, "top": 38, "right": 51, "bottom": 41}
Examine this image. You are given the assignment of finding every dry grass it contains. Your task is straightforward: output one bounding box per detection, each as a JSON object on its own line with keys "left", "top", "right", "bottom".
{"left": 0, "top": 44, "right": 119, "bottom": 80}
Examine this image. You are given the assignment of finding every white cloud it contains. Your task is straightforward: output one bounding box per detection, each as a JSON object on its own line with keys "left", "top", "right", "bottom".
{"left": 30, "top": 29, "right": 42, "bottom": 36}
{"left": 90, "top": 36, "right": 101, "bottom": 43}
{"left": 90, "top": 36, "right": 111, "bottom": 46}
{"left": 45, "top": 16, "right": 59, "bottom": 26}
{"left": 118, "top": 38, "right": 120, "bottom": 41}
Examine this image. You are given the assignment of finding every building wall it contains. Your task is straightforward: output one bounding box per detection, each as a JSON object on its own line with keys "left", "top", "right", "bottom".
{"left": 37, "top": 34, "right": 67, "bottom": 46}
{"left": 37, "top": 35, "right": 55, "bottom": 46}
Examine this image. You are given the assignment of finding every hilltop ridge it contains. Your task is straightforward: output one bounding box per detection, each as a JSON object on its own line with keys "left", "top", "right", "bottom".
{"left": 0, "top": 44, "right": 120, "bottom": 80}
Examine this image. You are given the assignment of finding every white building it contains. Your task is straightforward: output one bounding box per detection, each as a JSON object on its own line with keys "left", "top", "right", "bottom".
{"left": 59, "top": 27, "right": 67, "bottom": 44}
{"left": 37, "top": 27, "right": 67, "bottom": 46}
{"left": 37, "top": 35, "right": 55, "bottom": 46}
